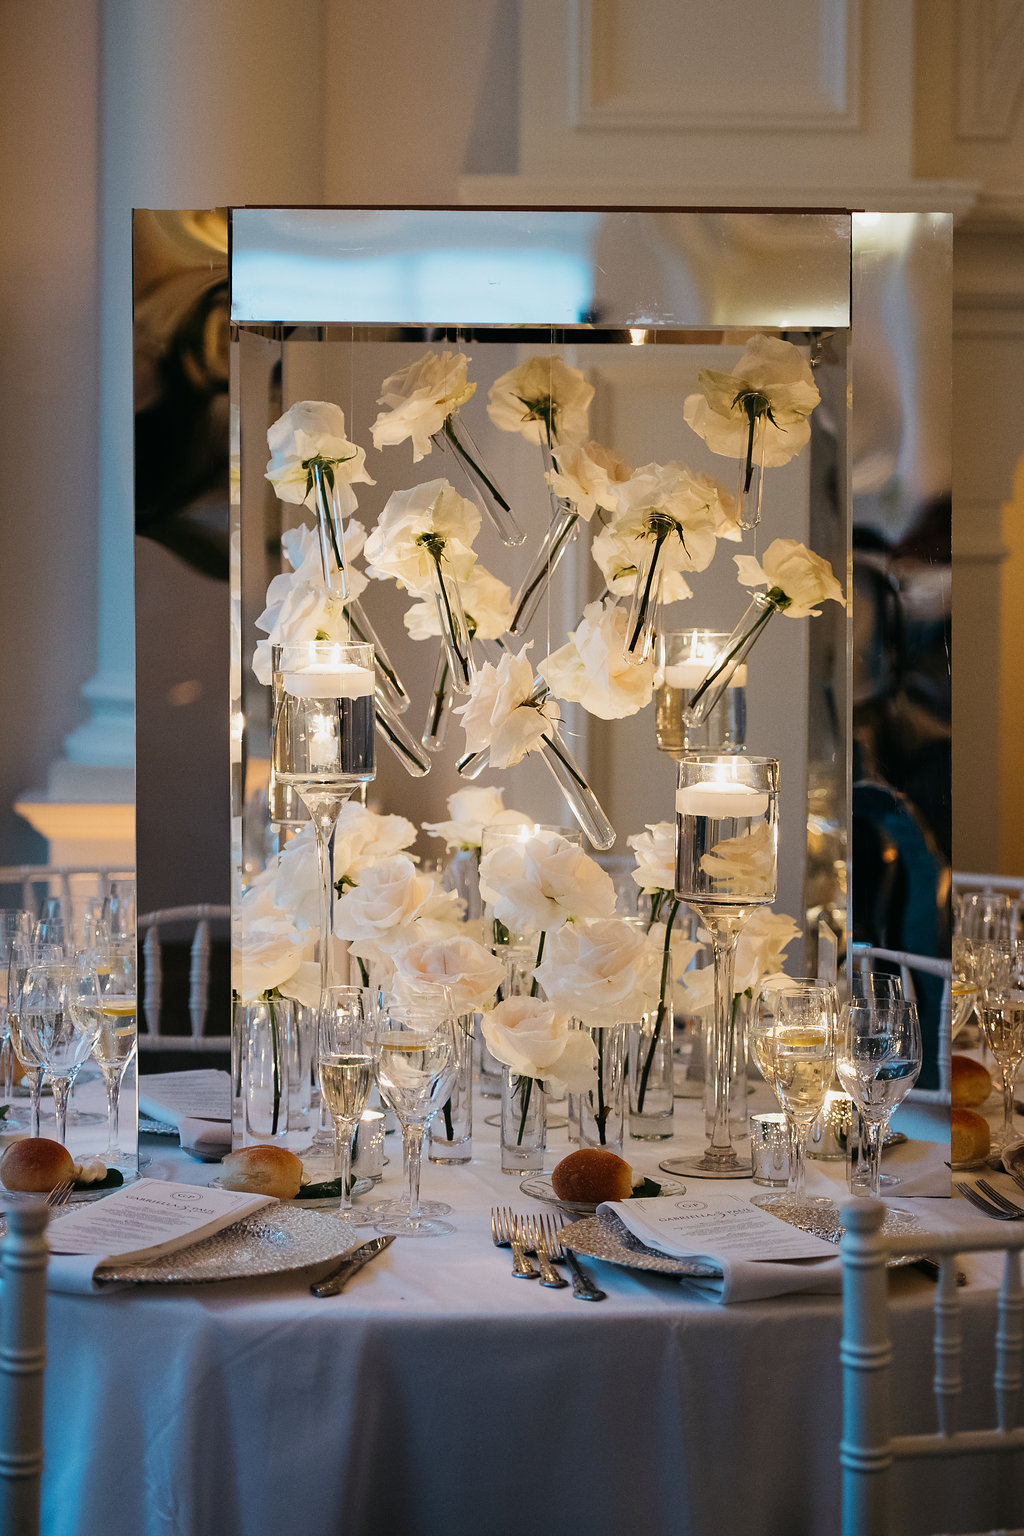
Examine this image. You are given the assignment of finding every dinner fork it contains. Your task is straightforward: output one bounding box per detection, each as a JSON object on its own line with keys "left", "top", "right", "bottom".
{"left": 520, "top": 1215, "right": 568, "bottom": 1289}
{"left": 490, "top": 1206, "right": 538, "bottom": 1279}
{"left": 956, "top": 1181, "right": 1024, "bottom": 1220}
{"left": 46, "top": 1179, "right": 75, "bottom": 1208}
{"left": 545, "top": 1213, "right": 607, "bottom": 1301}
{"left": 976, "top": 1178, "right": 1024, "bottom": 1217}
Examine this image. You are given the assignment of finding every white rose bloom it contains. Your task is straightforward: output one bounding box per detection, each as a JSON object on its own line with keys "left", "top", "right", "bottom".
{"left": 363, "top": 479, "right": 480, "bottom": 595}
{"left": 455, "top": 648, "right": 559, "bottom": 769}
{"left": 370, "top": 350, "right": 477, "bottom": 461}
{"left": 682, "top": 335, "right": 821, "bottom": 467}
{"left": 532, "top": 917, "right": 649, "bottom": 1024}
{"left": 734, "top": 538, "right": 845, "bottom": 617}
{"left": 279, "top": 519, "right": 368, "bottom": 582}
{"left": 609, "top": 461, "right": 721, "bottom": 577}
{"left": 423, "top": 786, "right": 531, "bottom": 852}
{"left": 252, "top": 582, "right": 354, "bottom": 686}
{"left": 486, "top": 355, "right": 594, "bottom": 445}
{"left": 333, "top": 855, "right": 440, "bottom": 946}
{"left": 234, "top": 909, "right": 312, "bottom": 1002}
{"left": 481, "top": 996, "right": 598, "bottom": 1094}
{"left": 590, "top": 518, "right": 694, "bottom": 606}
{"left": 479, "top": 834, "right": 617, "bottom": 935}
{"left": 391, "top": 935, "right": 506, "bottom": 1014}
{"left": 276, "top": 961, "right": 322, "bottom": 1009}
{"left": 628, "top": 822, "right": 677, "bottom": 894}
{"left": 540, "top": 598, "right": 654, "bottom": 720}
{"left": 401, "top": 564, "right": 513, "bottom": 644}
{"left": 545, "top": 439, "right": 631, "bottom": 520}
{"left": 265, "top": 400, "right": 375, "bottom": 514}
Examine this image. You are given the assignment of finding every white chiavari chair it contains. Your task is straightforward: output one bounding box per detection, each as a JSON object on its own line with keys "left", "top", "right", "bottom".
{"left": 0, "top": 1204, "right": 49, "bottom": 1536}
{"left": 840, "top": 1200, "right": 1024, "bottom": 1536}
{"left": 138, "top": 904, "right": 231, "bottom": 1053}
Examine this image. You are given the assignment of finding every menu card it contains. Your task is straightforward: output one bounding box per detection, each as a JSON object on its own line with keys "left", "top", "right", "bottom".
{"left": 138, "top": 1070, "right": 231, "bottom": 1130}
{"left": 47, "top": 1179, "right": 272, "bottom": 1265}
{"left": 602, "top": 1192, "right": 838, "bottom": 1265}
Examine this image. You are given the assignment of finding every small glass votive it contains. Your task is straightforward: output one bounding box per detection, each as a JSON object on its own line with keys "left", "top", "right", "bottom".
{"left": 749, "top": 1112, "right": 790, "bottom": 1186}
{"left": 808, "top": 1090, "right": 853, "bottom": 1161}
{"left": 351, "top": 1109, "right": 386, "bottom": 1182}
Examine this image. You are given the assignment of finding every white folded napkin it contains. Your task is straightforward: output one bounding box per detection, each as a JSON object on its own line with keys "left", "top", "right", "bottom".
{"left": 178, "top": 1117, "right": 232, "bottom": 1159}
{"left": 674, "top": 1254, "right": 842, "bottom": 1304}
{"left": 46, "top": 1253, "right": 128, "bottom": 1296}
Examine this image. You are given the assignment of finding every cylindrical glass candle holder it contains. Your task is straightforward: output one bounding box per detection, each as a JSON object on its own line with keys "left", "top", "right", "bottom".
{"left": 655, "top": 630, "right": 746, "bottom": 758}
{"left": 232, "top": 997, "right": 295, "bottom": 1148}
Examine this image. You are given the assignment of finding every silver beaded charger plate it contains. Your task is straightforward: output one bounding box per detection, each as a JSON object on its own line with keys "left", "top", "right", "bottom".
{"left": 93, "top": 1205, "right": 355, "bottom": 1284}
{"left": 519, "top": 1171, "right": 686, "bottom": 1217}
{"left": 138, "top": 1115, "right": 178, "bottom": 1136}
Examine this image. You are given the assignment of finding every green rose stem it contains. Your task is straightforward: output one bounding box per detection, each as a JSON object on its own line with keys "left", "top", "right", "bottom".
{"left": 636, "top": 896, "right": 680, "bottom": 1113}
{"left": 427, "top": 655, "right": 450, "bottom": 739}
{"left": 267, "top": 992, "right": 282, "bottom": 1136}
{"left": 732, "top": 389, "right": 776, "bottom": 494}
{"left": 538, "top": 728, "right": 589, "bottom": 794}
{"left": 441, "top": 416, "right": 513, "bottom": 514}
{"left": 593, "top": 1029, "right": 608, "bottom": 1144}
{"left": 685, "top": 587, "right": 790, "bottom": 715}
{"left": 418, "top": 535, "right": 472, "bottom": 688}
{"left": 516, "top": 929, "right": 548, "bottom": 1145}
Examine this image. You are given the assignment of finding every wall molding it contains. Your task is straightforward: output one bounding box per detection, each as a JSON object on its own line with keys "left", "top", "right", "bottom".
{"left": 955, "top": 0, "right": 1024, "bottom": 141}
{"left": 458, "top": 175, "right": 979, "bottom": 213}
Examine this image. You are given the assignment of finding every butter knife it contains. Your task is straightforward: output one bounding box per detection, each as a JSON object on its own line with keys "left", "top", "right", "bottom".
{"left": 310, "top": 1234, "right": 395, "bottom": 1297}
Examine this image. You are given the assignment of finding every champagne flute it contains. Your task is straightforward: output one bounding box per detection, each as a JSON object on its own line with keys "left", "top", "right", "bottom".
{"left": 317, "top": 985, "right": 373, "bottom": 1231}
{"left": 369, "top": 999, "right": 458, "bottom": 1238}
{"left": 836, "top": 999, "right": 922, "bottom": 1212}
{"left": 951, "top": 936, "right": 979, "bottom": 1039}
{"left": 754, "top": 981, "right": 838, "bottom": 1213}
{"left": 7, "top": 940, "right": 53, "bottom": 1137}
{"left": 0, "top": 911, "right": 33, "bottom": 1106}
{"left": 89, "top": 943, "right": 138, "bottom": 1162}
{"left": 976, "top": 984, "right": 1024, "bottom": 1154}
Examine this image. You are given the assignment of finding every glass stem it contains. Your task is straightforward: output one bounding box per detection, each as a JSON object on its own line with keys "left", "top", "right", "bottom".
{"left": 864, "top": 1118, "right": 884, "bottom": 1199}
{"left": 790, "top": 1121, "right": 809, "bottom": 1202}
{"left": 103, "top": 1068, "right": 121, "bottom": 1152}
{"left": 1002, "top": 1065, "right": 1017, "bottom": 1149}
{"left": 301, "top": 795, "right": 347, "bottom": 1011}
{"left": 0, "top": 1037, "right": 12, "bottom": 1102}
{"left": 28, "top": 1066, "right": 42, "bottom": 1139}
{"left": 403, "top": 1123, "right": 425, "bottom": 1221}
{"left": 335, "top": 1119, "right": 355, "bottom": 1214}
{"left": 51, "top": 1075, "right": 71, "bottom": 1147}
{"left": 705, "top": 911, "right": 745, "bottom": 1166}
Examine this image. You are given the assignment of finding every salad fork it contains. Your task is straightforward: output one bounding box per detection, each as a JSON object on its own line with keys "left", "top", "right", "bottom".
{"left": 46, "top": 1179, "right": 75, "bottom": 1208}
{"left": 521, "top": 1215, "right": 568, "bottom": 1289}
{"left": 490, "top": 1206, "right": 537, "bottom": 1279}
{"left": 976, "top": 1178, "right": 1024, "bottom": 1217}
{"left": 545, "top": 1213, "right": 607, "bottom": 1301}
{"left": 956, "top": 1181, "right": 1024, "bottom": 1220}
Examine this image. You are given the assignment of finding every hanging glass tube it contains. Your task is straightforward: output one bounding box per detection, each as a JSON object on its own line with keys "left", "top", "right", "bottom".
{"left": 422, "top": 646, "right": 453, "bottom": 754}
{"left": 435, "top": 414, "right": 525, "bottom": 547}
{"left": 375, "top": 687, "right": 431, "bottom": 777}
{"left": 429, "top": 554, "right": 474, "bottom": 692}
{"left": 537, "top": 724, "right": 615, "bottom": 851}
{"left": 507, "top": 501, "right": 579, "bottom": 637}
{"left": 345, "top": 596, "right": 410, "bottom": 715}
{"left": 684, "top": 591, "right": 781, "bottom": 728}
{"left": 309, "top": 461, "right": 348, "bottom": 601}
{"left": 736, "top": 411, "right": 768, "bottom": 530}
{"left": 623, "top": 531, "right": 667, "bottom": 666}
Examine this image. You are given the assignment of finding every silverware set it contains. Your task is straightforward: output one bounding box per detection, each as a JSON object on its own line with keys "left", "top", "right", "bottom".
{"left": 956, "top": 1177, "right": 1024, "bottom": 1221}
{"left": 45, "top": 1180, "right": 75, "bottom": 1209}
{"left": 491, "top": 1207, "right": 606, "bottom": 1301}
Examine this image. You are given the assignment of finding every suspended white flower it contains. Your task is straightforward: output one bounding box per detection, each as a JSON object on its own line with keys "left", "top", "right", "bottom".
{"left": 363, "top": 478, "right": 480, "bottom": 595}
{"left": 609, "top": 461, "right": 722, "bottom": 577}
{"left": 590, "top": 520, "right": 694, "bottom": 604}
{"left": 486, "top": 355, "right": 594, "bottom": 446}
{"left": 423, "top": 786, "right": 532, "bottom": 852}
{"left": 734, "top": 538, "right": 845, "bottom": 618}
{"left": 370, "top": 350, "right": 477, "bottom": 461}
{"left": 544, "top": 439, "right": 631, "bottom": 520}
{"left": 478, "top": 833, "right": 617, "bottom": 935}
{"left": 683, "top": 335, "right": 820, "bottom": 468}
{"left": 540, "top": 598, "right": 654, "bottom": 720}
{"left": 455, "top": 647, "right": 559, "bottom": 769}
{"left": 402, "top": 564, "right": 514, "bottom": 643}
{"left": 265, "top": 400, "right": 375, "bottom": 514}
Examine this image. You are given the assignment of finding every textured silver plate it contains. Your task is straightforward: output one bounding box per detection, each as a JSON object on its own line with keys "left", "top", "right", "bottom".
{"left": 88, "top": 1205, "right": 355, "bottom": 1285}
{"left": 520, "top": 1171, "right": 686, "bottom": 1217}
{"left": 138, "top": 1115, "right": 178, "bottom": 1136}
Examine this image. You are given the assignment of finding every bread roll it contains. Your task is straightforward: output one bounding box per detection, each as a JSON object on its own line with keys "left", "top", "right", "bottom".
{"left": 951, "top": 1054, "right": 992, "bottom": 1108}
{"left": 550, "top": 1148, "right": 634, "bottom": 1204}
{"left": 0, "top": 1137, "right": 76, "bottom": 1193}
{"left": 951, "top": 1107, "right": 990, "bottom": 1165}
{"left": 219, "top": 1144, "right": 303, "bottom": 1200}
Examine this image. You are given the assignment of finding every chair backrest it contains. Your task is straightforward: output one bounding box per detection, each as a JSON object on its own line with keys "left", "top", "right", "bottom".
{"left": 0, "top": 1203, "right": 49, "bottom": 1536}
{"left": 847, "top": 941, "right": 952, "bottom": 1101}
{"left": 0, "top": 865, "right": 133, "bottom": 915}
{"left": 952, "top": 871, "right": 1024, "bottom": 901}
{"left": 138, "top": 904, "right": 232, "bottom": 1051}
{"left": 840, "top": 1199, "right": 1024, "bottom": 1536}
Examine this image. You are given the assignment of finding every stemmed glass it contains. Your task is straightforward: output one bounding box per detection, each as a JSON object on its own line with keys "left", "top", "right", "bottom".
{"left": 753, "top": 980, "right": 838, "bottom": 1214}
{"left": 836, "top": 999, "right": 922, "bottom": 1216}
{"left": 976, "top": 982, "right": 1024, "bottom": 1154}
{"left": 272, "top": 641, "right": 376, "bottom": 1009}
{"left": 89, "top": 943, "right": 138, "bottom": 1163}
{"left": 0, "top": 911, "right": 33, "bottom": 1107}
{"left": 16, "top": 951, "right": 103, "bottom": 1146}
{"left": 7, "top": 940, "right": 49, "bottom": 1136}
{"left": 951, "top": 937, "right": 979, "bottom": 1039}
{"left": 369, "top": 997, "right": 458, "bottom": 1237}
{"left": 317, "top": 986, "right": 373, "bottom": 1233}
{"left": 663, "top": 754, "right": 779, "bottom": 1178}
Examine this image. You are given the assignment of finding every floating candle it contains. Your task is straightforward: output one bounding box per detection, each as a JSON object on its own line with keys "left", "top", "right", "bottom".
{"left": 663, "top": 661, "right": 748, "bottom": 690}
{"left": 281, "top": 662, "right": 376, "bottom": 700}
{"left": 675, "top": 779, "right": 769, "bottom": 819}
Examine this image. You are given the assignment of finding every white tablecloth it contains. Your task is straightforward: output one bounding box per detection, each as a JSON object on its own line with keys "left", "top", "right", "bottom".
{"left": 28, "top": 1092, "right": 1024, "bottom": 1536}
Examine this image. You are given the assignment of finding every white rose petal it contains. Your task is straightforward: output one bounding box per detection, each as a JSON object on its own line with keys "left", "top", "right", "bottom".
{"left": 479, "top": 834, "right": 617, "bottom": 934}
{"left": 455, "top": 648, "right": 559, "bottom": 769}
{"left": 486, "top": 356, "right": 594, "bottom": 445}
{"left": 682, "top": 335, "right": 820, "bottom": 467}
{"left": 735, "top": 538, "right": 845, "bottom": 618}
{"left": 391, "top": 935, "right": 506, "bottom": 1013}
{"left": 363, "top": 479, "right": 480, "bottom": 595}
{"left": 540, "top": 598, "right": 653, "bottom": 720}
{"left": 627, "top": 822, "right": 677, "bottom": 894}
{"left": 544, "top": 439, "right": 631, "bottom": 521}
{"left": 481, "top": 996, "right": 596, "bottom": 1091}
{"left": 265, "top": 400, "right": 375, "bottom": 514}
{"left": 370, "top": 350, "right": 477, "bottom": 462}
{"left": 533, "top": 917, "right": 650, "bottom": 1024}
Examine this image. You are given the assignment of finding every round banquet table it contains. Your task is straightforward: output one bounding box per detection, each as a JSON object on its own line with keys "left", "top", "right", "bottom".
{"left": 25, "top": 1089, "right": 1024, "bottom": 1536}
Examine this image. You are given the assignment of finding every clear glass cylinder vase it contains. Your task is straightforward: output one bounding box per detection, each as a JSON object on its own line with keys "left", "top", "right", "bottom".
{"left": 627, "top": 1000, "right": 675, "bottom": 1140}
{"left": 231, "top": 996, "right": 294, "bottom": 1148}
{"left": 501, "top": 1067, "right": 546, "bottom": 1174}
{"left": 428, "top": 1017, "right": 474, "bottom": 1163}
{"left": 569, "top": 1021, "right": 626, "bottom": 1154}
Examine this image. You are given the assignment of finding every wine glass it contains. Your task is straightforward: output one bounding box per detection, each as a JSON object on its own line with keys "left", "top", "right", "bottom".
{"left": 0, "top": 910, "right": 33, "bottom": 1106}
{"left": 753, "top": 980, "right": 838, "bottom": 1214}
{"left": 369, "top": 997, "right": 458, "bottom": 1237}
{"left": 89, "top": 943, "right": 138, "bottom": 1163}
{"left": 17, "top": 951, "right": 103, "bottom": 1146}
{"left": 836, "top": 999, "right": 922, "bottom": 1211}
{"left": 951, "top": 937, "right": 979, "bottom": 1039}
{"left": 317, "top": 985, "right": 373, "bottom": 1233}
{"left": 976, "top": 983, "right": 1024, "bottom": 1154}
{"left": 272, "top": 641, "right": 376, "bottom": 1009}
{"left": 105, "top": 878, "right": 137, "bottom": 943}
{"left": 7, "top": 939, "right": 53, "bottom": 1137}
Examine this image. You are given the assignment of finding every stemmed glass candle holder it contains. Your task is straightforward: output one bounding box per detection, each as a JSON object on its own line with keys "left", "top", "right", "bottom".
{"left": 317, "top": 985, "right": 373, "bottom": 1236}
{"left": 272, "top": 642, "right": 376, "bottom": 1009}
{"left": 836, "top": 999, "right": 922, "bottom": 1219}
{"left": 654, "top": 631, "right": 746, "bottom": 758}
{"left": 663, "top": 754, "right": 779, "bottom": 1178}
{"left": 751, "top": 980, "right": 839, "bottom": 1215}
{"left": 369, "top": 999, "right": 458, "bottom": 1237}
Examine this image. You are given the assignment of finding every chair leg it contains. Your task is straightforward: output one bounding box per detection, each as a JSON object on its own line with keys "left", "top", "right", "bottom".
{"left": 840, "top": 1200, "right": 892, "bottom": 1536}
{"left": 0, "top": 1204, "right": 49, "bottom": 1536}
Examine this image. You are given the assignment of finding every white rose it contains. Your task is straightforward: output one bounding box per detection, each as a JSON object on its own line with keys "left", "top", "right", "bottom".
{"left": 540, "top": 598, "right": 653, "bottom": 720}
{"left": 333, "top": 855, "right": 439, "bottom": 945}
{"left": 423, "top": 786, "right": 531, "bottom": 852}
{"left": 609, "top": 461, "right": 721, "bottom": 577}
{"left": 363, "top": 479, "right": 480, "bottom": 595}
{"left": 682, "top": 335, "right": 820, "bottom": 467}
{"left": 532, "top": 917, "right": 650, "bottom": 1024}
{"left": 280, "top": 519, "right": 367, "bottom": 582}
{"left": 479, "top": 834, "right": 617, "bottom": 934}
{"left": 481, "top": 996, "right": 597, "bottom": 1093}
{"left": 486, "top": 355, "right": 594, "bottom": 445}
{"left": 401, "top": 564, "right": 513, "bottom": 645}
{"left": 590, "top": 518, "right": 693, "bottom": 605}
{"left": 455, "top": 648, "right": 560, "bottom": 769}
{"left": 252, "top": 582, "right": 354, "bottom": 686}
{"left": 391, "top": 936, "right": 506, "bottom": 1013}
{"left": 545, "top": 439, "right": 631, "bottom": 520}
{"left": 234, "top": 910, "right": 311, "bottom": 1002}
{"left": 734, "top": 538, "right": 845, "bottom": 618}
{"left": 265, "top": 400, "right": 375, "bottom": 514}
{"left": 370, "top": 350, "right": 477, "bottom": 461}
{"left": 628, "top": 822, "right": 676, "bottom": 894}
